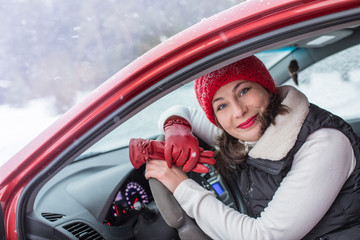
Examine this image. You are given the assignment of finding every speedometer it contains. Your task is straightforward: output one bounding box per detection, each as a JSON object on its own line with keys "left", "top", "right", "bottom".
{"left": 125, "top": 181, "right": 149, "bottom": 208}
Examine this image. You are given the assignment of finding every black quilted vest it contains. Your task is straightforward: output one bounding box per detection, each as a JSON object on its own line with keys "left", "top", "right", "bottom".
{"left": 236, "top": 104, "right": 360, "bottom": 239}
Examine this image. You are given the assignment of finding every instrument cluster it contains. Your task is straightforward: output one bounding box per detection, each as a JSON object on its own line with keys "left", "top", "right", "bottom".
{"left": 105, "top": 168, "right": 153, "bottom": 226}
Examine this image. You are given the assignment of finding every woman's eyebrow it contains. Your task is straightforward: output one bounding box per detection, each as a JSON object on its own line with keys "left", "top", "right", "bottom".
{"left": 233, "top": 82, "right": 245, "bottom": 94}
{"left": 212, "top": 96, "right": 223, "bottom": 104}
{"left": 212, "top": 81, "right": 245, "bottom": 104}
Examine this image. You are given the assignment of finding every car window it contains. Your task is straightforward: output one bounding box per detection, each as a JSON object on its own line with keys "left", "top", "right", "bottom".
{"left": 282, "top": 43, "right": 360, "bottom": 121}
{"left": 79, "top": 81, "right": 201, "bottom": 157}
{"left": 79, "top": 48, "right": 299, "bottom": 158}
{"left": 256, "top": 47, "right": 295, "bottom": 68}
{"left": 79, "top": 43, "right": 360, "bottom": 158}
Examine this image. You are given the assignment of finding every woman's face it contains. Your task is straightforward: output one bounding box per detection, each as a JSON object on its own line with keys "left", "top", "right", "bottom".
{"left": 212, "top": 80, "right": 271, "bottom": 142}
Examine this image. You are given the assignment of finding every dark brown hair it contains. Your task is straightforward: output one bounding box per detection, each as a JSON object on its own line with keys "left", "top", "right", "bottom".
{"left": 214, "top": 93, "right": 289, "bottom": 177}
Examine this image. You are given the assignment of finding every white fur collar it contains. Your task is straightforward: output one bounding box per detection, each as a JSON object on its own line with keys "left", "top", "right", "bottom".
{"left": 248, "top": 85, "right": 310, "bottom": 161}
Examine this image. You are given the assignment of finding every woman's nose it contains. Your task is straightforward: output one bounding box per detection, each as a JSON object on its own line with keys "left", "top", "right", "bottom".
{"left": 232, "top": 103, "right": 246, "bottom": 118}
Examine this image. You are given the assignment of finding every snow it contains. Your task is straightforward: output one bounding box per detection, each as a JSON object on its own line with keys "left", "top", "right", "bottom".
{"left": 0, "top": 98, "right": 60, "bottom": 166}
{"left": 285, "top": 72, "right": 360, "bottom": 121}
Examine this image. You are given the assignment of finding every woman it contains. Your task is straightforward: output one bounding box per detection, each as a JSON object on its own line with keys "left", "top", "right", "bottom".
{"left": 144, "top": 56, "right": 360, "bottom": 239}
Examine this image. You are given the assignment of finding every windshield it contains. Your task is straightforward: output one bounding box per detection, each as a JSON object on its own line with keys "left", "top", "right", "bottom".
{"left": 256, "top": 47, "right": 296, "bottom": 68}
{"left": 79, "top": 81, "right": 201, "bottom": 158}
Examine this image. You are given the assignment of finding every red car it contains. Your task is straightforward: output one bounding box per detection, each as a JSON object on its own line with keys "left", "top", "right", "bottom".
{"left": 1, "top": 0, "right": 360, "bottom": 239}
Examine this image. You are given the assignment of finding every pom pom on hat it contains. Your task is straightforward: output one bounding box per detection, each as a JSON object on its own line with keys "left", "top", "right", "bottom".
{"left": 195, "top": 55, "right": 277, "bottom": 125}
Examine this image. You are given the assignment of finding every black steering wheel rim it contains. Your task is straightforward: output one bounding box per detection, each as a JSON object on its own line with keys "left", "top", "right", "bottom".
{"left": 148, "top": 134, "right": 211, "bottom": 240}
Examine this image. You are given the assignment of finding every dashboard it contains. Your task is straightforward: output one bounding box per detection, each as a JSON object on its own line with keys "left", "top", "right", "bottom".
{"left": 105, "top": 167, "right": 153, "bottom": 226}
{"left": 26, "top": 143, "right": 239, "bottom": 239}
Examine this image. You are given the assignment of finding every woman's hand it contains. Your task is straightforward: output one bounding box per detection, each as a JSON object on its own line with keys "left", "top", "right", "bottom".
{"left": 145, "top": 159, "right": 189, "bottom": 193}
{"left": 164, "top": 116, "right": 200, "bottom": 172}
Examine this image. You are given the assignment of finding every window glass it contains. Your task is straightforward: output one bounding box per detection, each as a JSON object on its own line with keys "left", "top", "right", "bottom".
{"left": 80, "top": 43, "right": 360, "bottom": 159}
{"left": 282, "top": 44, "right": 360, "bottom": 120}
{"left": 79, "top": 82, "right": 201, "bottom": 157}
{"left": 80, "top": 42, "right": 360, "bottom": 158}
{"left": 256, "top": 47, "right": 295, "bottom": 68}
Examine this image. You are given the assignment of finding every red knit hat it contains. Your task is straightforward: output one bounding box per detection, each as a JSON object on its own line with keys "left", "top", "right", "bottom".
{"left": 195, "top": 56, "right": 277, "bottom": 125}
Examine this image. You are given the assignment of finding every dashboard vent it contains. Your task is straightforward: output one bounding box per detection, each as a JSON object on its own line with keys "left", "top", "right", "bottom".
{"left": 41, "top": 212, "right": 65, "bottom": 222}
{"left": 63, "top": 222, "right": 104, "bottom": 240}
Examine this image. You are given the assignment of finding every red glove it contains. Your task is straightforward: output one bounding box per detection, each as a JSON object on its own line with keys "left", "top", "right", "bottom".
{"left": 129, "top": 138, "right": 164, "bottom": 169}
{"left": 129, "top": 138, "right": 215, "bottom": 173}
{"left": 163, "top": 116, "right": 201, "bottom": 172}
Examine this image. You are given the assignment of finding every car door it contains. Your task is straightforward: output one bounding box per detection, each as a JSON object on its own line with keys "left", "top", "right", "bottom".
{"left": 0, "top": 207, "right": 5, "bottom": 240}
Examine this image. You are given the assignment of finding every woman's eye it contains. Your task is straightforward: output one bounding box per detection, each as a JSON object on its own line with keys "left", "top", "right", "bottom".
{"left": 217, "top": 104, "right": 226, "bottom": 111}
{"left": 239, "top": 88, "right": 250, "bottom": 96}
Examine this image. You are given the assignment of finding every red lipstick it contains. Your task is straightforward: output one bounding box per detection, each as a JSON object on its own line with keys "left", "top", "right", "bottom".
{"left": 238, "top": 115, "right": 257, "bottom": 129}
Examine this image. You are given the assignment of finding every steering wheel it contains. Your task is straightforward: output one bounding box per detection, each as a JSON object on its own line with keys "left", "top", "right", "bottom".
{"left": 148, "top": 135, "right": 211, "bottom": 240}
{"left": 149, "top": 178, "right": 211, "bottom": 240}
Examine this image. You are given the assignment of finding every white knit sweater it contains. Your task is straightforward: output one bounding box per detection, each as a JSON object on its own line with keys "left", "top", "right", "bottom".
{"left": 158, "top": 86, "right": 356, "bottom": 240}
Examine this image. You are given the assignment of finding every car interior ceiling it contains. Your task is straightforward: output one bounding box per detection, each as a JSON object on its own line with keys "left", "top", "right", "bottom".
{"left": 24, "top": 23, "right": 360, "bottom": 240}
{"left": 270, "top": 25, "right": 360, "bottom": 86}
